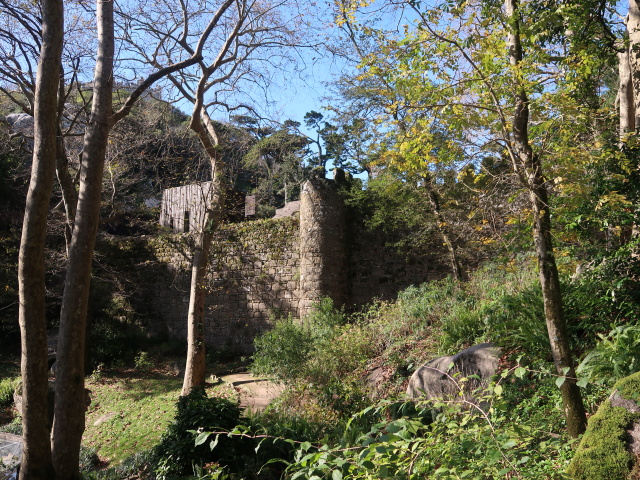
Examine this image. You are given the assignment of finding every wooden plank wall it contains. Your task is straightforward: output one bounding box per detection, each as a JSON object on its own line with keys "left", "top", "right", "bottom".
{"left": 160, "top": 181, "right": 212, "bottom": 233}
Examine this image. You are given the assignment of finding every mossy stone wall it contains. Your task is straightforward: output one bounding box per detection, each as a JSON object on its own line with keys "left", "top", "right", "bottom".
{"left": 146, "top": 217, "right": 300, "bottom": 353}
{"left": 102, "top": 177, "right": 449, "bottom": 354}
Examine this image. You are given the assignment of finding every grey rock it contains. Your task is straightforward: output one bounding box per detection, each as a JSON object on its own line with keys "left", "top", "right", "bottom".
{"left": 93, "top": 412, "right": 118, "bottom": 426}
{"left": 406, "top": 343, "right": 501, "bottom": 401}
{"left": 6, "top": 113, "right": 33, "bottom": 131}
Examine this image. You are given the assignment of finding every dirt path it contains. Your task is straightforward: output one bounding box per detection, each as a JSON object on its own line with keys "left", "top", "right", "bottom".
{"left": 220, "top": 372, "right": 284, "bottom": 412}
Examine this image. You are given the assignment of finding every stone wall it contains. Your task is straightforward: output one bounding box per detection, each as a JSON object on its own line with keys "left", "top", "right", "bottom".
{"left": 144, "top": 217, "right": 300, "bottom": 353}
{"left": 299, "top": 175, "right": 348, "bottom": 316}
{"left": 116, "top": 176, "right": 449, "bottom": 354}
{"left": 347, "top": 223, "right": 447, "bottom": 306}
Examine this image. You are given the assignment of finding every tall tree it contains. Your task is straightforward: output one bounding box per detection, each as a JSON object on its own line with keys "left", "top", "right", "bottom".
{"left": 122, "top": 0, "right": 305, "bottom": 395}
{"left": 53, "top": 16, "right": 225, "bottom": 480}
{"left": 504, "top": 0, "right": 586, "bottom": 436}
{"left": 243, "top": 126, "right": 310, "bottom": 208}
{"left": 628, "top": 0, "right": 640, "bottom": 128}
{"left": 176, "top": 1, "right": 302, "bottom": 395}
{"left": 336, "top": 0, "right": 594, "bottom": 435}
{"left": 17, "top": 1, "right": 63, "bottom": 478}
{"left": 51, "top": 1, "right": 115, "bottom": 474}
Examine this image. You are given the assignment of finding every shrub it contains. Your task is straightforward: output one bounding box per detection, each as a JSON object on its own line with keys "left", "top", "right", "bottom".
{"left": 0, "top": 416, "right": 21, "bottom": 435}
{"left": 576, "top": 324, "right": 640, "bottom": 385}
{"left": 438, "top": 282, "right": 548, "bottom": 356}
{"left": 79, "top": 446, "right": 100, "bottom": 474}
{"left": 284, "top": 374, "right": 575, "bottom": 480}
{"left": 134, "top": 351, "right": 154, "bottom": 373}
{"left": 564, "top": 249, "right": 640, "bottom": 348}
{"left": 86, "top": 280, "right": 149, "bottom": 370}
{"left": 0, "top": 375, "right": 18, "bottom": 407}
{"left": 251, "top": 315, "right": 314, "bottom": 381}
{"left": 85, "top": 450, "right": 154, "bottom": 480}
{"left": 251, "top": 298, "right": 346, "bottom": 382}
{"left": 151, "top": 388, "right": 242, "bottom": 479}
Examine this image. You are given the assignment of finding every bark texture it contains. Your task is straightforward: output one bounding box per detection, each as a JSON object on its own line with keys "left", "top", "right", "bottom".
{"left": 619, "top": 44, "right": 636, "bottom": 137}
{"left": 17, "top": 0, "right": 64, "bottom": 478}
{"left": 52, "top": 1, "right": 114, "bottom": 477}
{"left": 181, "top": 111, "right": 226, "bottom": 396}
{"left": 628, "top": 0, "right": 640, "bottom": 128}
{"left": 505, "top": 0, "right": 587, "bottom": 437}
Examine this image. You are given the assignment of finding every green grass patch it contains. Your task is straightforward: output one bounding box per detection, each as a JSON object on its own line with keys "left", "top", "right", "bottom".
{"left": 83, "top": 367, "right": 239, "bottom": 467}
{"left": 84, "top": 371, "right": 182, "bottom": 465}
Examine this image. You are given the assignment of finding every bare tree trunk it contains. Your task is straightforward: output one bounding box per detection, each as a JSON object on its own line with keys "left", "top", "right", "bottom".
{"left": 182, "top": 111, "right": 226, "bottom": 396}
{"left": 505, "top": 0, "right": 586, "bottom": 437}
{"left": 56, "top": 128, "right": 77, "bottom": 252}
{"left": 17, "top": 1, "right": 63, "bottom": 479}
{"left": 619, "top": 43, "right": 636, "bottom": 137}
{"left": 423, "top": 175, "right": 463, "bottom": 281}
{"left": 52, "top": 1, "right": 114, "bottom": 477}
{"left": 628, "top": 0, "right": 640, "bottom": 128}
{"left": 56, "top": 75, "right": 78, "bottom": 251}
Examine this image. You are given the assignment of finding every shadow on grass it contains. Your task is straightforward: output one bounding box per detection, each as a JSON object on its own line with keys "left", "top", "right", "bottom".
{"left": 92, "top": 369, "right": 183, "bottom": 402}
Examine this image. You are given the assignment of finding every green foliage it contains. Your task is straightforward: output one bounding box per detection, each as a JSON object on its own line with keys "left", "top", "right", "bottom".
{"left": 83, "top": 450, "right": 154, "bottom": 480}
{"left": 382, "top": 263, "right": 547, "bottom": 357}
{"left": 252, "top": 315, "right": 316, "bottom": 381}
{"left": 134, "top": 351, "right": 154, "bottom": 373}
{"left": 439, "top": 284, "right": 548, "bottom": 355}
{"left": 0, "top": 416, "right": 22, "bottom": 435}
{"left": 576, "top": 324, "right": 640, "bottom": 386}
{"left": 0, "top": 375, "right": 19, "bottom": 407}
{"left": 284, "top": 375, "right": 575, "bottom": 480}
{"left": 87, "top": 279, "right": 149, "bottom": 369}
{"left": 79, "top": 446, "right": 101, "bottom": 474}
{"left": 564, "top": 248, "right": 640, "bottom": 345}
{"left": 151, "top": 388, "right": 242, "bottom": 479}
{"left": 0, "top": 233, "right": 19, "bottom": 348}
{"left": 305, "top": 297, "right": 348, "bottom": 335}
{"left": 251, "top": 298, "right": 347, "bottom": 382}
{"left": 396, "top": 277, "right": 463, "bottom": 327}
{"left": 252, "top": 298, "right": 374, "bottom": 418}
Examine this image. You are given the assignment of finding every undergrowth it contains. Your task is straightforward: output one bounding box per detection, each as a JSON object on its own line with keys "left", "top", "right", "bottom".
{"left": 73, "top": 250, "right": 639, "bottom": 479}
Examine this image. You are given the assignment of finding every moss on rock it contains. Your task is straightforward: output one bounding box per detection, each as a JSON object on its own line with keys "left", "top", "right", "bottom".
{"left": 567, "top": 372, "right": 640, "bottom": 480}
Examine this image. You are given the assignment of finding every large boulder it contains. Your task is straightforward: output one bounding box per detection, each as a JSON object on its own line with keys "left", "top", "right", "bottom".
{"left": 406, "top": 343, "right": 501, "bottom": 400}
{"left": 568, "top": 372, "right": 640, "bottom": 480}
{"left": 5, "top": 113, "right": 33, "bottom": 131}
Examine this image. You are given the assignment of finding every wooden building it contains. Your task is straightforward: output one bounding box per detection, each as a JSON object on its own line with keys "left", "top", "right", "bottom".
{"left": 160, "top": 182, "right": 213, "bottom": 233}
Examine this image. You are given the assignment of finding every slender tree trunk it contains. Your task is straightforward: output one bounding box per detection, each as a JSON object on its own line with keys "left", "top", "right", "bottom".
{"left": 505, "top": 0, "right": 586, "bottom": 437}
{"left": 180, "top": 190, "right": 224, "bottom": 396}
{"left": 56, "top": 129, "right": 77, "bottom": 253}
{"left": 181, "top": 110, "right": 226, "bottom": 396}
{"left": 56, "top": 74, "right": 78, "bottom": 251}
{"left": 423, "top": 175, "right": 463, "bottom": 281}
{"left": 56, "top": 75, "right": 79, "bottom": 250}
{"left": 18, "top": 1, "right": 64, "bottom": 479}
{"left": 619, "top": 42, "right": 636, "bottom": 137}
{"left": 52, "top": 1, "right": 114, "bottom": 477}
{"left": 628, "top": 0, "right": 640, "bottom": 128}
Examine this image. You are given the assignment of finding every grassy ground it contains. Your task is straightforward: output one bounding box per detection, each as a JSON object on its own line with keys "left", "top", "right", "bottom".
{"left": 84, "top": 370, "right": 182, "bottom": 464}
{"left": 83, "top": 365, "right": 240, "bottom": 467}
{"left": 0, "top": 353, "right": 245, "bottom": 469}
